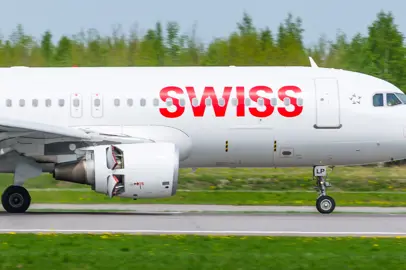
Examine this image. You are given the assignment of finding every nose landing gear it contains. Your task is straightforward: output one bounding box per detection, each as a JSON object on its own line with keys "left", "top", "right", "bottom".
{"left": 313, "top": 165, "right": 336, "bottom": 214}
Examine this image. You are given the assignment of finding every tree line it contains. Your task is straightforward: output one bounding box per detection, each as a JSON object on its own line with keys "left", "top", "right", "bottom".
{"left": 0, "top": 10, "right": 405, "bottom": 89}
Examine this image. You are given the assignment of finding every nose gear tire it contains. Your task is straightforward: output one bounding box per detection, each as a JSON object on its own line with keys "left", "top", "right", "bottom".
{"left": 316, "top": 195, "right": 335, "bottom": 214}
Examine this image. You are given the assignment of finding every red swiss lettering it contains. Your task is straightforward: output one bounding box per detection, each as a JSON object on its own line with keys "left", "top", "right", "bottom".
{"left": 186, "top": 86, "right": 233, "bottom": 117}
{"left": 159, "top": 86, "right": 185, "bottom": 118}
{"left": 277, "top": 85, "right": 303, "bottom": 118}
{"left": 248, "top": 86, "right": 274, "bottom": 118}
{"left": 158, "top": 85, "right": 303, "bottom": 118}
{"left": 236, "top": 86, "right": 245, "bottom": 117}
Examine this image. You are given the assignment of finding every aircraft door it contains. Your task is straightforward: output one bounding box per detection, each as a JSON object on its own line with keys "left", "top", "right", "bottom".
{"left": 70, "top": 93, "right": 82, "bottom": 118}
{"left": 314, "top": 78, "right": 341, "bottom": 128}
{"left": 91, "top": 93, "right": 103, "bottom": 118}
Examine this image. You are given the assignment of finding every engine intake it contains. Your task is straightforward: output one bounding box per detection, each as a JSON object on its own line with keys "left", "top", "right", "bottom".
{"left": 53, "top": 142, "right": 179, "bottom": 199}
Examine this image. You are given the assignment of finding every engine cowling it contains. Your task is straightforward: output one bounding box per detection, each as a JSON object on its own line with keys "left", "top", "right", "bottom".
{"left": 53, "top": 142, "right": 179, "bottom": 199}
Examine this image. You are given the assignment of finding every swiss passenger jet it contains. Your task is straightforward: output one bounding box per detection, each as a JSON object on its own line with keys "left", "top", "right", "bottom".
{"left": 0, "top": 58, "right": 404, "bottom": 214}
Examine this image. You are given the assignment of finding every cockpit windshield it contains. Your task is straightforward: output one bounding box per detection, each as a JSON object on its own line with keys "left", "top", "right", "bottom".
{"left": 373, "top": 92, "right": 406, "bottom": 107}
{"left": 394, "top": 93, "right": 406, "bottom": 104}
{"left": 387, "top": 93, "right": 403, "bottom": 106}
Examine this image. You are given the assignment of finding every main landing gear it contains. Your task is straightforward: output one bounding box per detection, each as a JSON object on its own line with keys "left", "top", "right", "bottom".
{"left": 313, "top": 165, "right": 335, "bottom": 214}
{"left": 2, "top": 185, "right": 31, "bottom": 213}
{"left": 1, "top": 158, "right": 41, "bottom": 213}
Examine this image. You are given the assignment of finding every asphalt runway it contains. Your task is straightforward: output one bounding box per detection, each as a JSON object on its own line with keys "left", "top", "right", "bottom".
{"left": 27, "top": 204, "right": 406, "bottom": 214}
{"left": 0, "top": 208, "right": 405, "bottom": 237}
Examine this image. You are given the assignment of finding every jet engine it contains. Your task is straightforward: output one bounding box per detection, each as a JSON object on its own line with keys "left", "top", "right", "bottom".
{"left": 52, "top": 142, "right": 179, "bottom": 199}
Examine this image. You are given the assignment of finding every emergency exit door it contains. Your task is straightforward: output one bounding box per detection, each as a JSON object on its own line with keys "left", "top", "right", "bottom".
{"left": 70, "top": 93, "right": 82, "bottom": 118}
{"left": 91, "top": 93, "right": 103, "bottom": 118}
{"left": 314, "top": 78, "right": 341, "bottom": 128}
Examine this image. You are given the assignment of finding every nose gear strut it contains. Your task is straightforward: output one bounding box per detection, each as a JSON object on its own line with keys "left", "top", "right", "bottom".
{"left": 313, "top": 165, "right": 335, "bottom": 214}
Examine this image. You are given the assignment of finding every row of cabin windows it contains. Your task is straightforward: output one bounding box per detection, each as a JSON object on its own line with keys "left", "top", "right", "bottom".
{"left": 5, "top": 97, "right": 304, "bottom": 108}
{"left": 115, "top": 97, "right": 304, "bottom": 107}
{"left": 6, "top": 98, "right": 81, "bottom": 108}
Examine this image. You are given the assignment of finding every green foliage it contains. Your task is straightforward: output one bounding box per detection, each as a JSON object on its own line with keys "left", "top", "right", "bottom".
{"left": 0, "top": 11, "right": 405, "bottom": 88}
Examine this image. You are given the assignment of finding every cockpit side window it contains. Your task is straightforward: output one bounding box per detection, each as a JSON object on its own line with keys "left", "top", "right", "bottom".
{"left": 386, "top": 93, "right": 402, "bottom": 106}
{"left": 395, "top": 92, "right": 406, "bottom": 104}
{"left": 373, "top": 93, "right": 383, "bottom": 107}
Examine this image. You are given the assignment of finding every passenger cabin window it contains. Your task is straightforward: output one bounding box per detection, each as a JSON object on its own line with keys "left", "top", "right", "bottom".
{"left": 386, "top": 93, "right": 402, "bottom": 106}
{"left": 192, "top": 98, "right": 198, "bottom": 107}
{"left": 32, "top": 99, "right": 38, "bottom": 107}
{"left": 165, "top": 98, "right": 172, "bottom": 107}
{"left": 127, "top": 98, "right": 133, "bottom": 107}
{"left": 6, "top": 99, "right": 11, "bottom": 107}
{"left": 58, "top": 99, "right": 65, "bottom": 107}
{"left": 94, "top": 98, "right": 101, "bottom": 107}
{"left": 245, "top": 98, "right": 251, "bottom": 106}
{"left": 73, "top": 98, "right": 80, "bottom": 107}
{"left": 114, "top": 98, "right": 120, "bottom": 107}
{"left": 373, "top": 94, "right": 383, "bottom": 107}
{"left": 19, "top": 99, "right": 25, "bottom": 107}
{"left": 45, "top": 99, "right": 52, "bottom": 107}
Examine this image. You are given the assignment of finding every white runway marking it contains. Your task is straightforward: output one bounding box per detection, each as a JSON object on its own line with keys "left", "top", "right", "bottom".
{"left": 0, "top": 229, "right": 405, "bottom": 236}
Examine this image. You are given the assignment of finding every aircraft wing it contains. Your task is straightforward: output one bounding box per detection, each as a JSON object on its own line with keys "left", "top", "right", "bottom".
{"left": 0, "top": 117, "right": 92, "bottom": 140}
{"left": 0, "top": 118, "right": 189, "bottom": 161}
{"left": 0, "top": 117, "right": 152, "bottom": 144}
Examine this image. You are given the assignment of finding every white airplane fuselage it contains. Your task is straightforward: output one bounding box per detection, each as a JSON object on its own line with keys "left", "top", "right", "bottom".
{"left": 0, "top": 65, "right": 406, "bottom": 171}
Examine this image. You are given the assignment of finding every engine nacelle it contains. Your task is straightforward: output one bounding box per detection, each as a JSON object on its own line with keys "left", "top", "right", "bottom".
{"left": 53, "top": 142, "right": 179, "bottom": 199}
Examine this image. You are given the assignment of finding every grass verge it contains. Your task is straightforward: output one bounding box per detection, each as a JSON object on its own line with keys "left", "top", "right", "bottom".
{"left": 0, "top": 166, "right": 405, "bottom": 192}
{"left": 0, "top": 166, "right": 405, "bottom": 207}
{"left": 29, "top": 190, "right": 406, "bottom": 207}
{"left": 0, "top": 234, "right": 404, "bottom": 270}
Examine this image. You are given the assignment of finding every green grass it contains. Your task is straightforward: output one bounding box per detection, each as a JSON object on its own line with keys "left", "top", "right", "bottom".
{"left": 29, "top": 190, "right": 406, "bottom": 207}
{"left": 0, "top": 234, "right": 404, "bottom": 270}
{"left": 1, "top": 166, "right": 406, "bottom": 192}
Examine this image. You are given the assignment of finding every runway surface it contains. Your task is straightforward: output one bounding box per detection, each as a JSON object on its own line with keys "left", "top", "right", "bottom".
{"left": 0, "top": 205, "right": 405, "bottom": 236}
{"left": 25, "top": 203, "right": 406, "bottom": 213}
